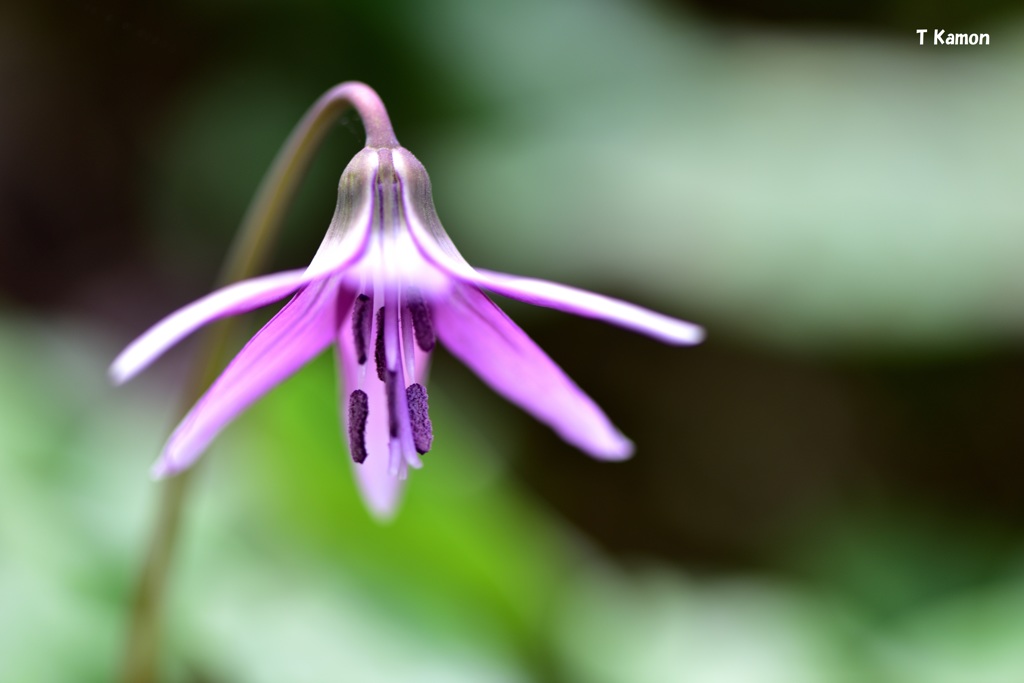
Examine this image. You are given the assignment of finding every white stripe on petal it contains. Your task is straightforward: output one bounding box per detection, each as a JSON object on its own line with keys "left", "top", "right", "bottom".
{"left": 471, "top": 269, "right": 706, "bottom": 346}
{"left": 392, "top": 150, "right": 704, "bottom": 347}
{"left": 110, "top": 269, "right": 313, "bottom": 385}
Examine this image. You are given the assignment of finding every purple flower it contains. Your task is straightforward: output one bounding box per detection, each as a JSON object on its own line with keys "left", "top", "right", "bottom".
{"left": 112, "top": 143, "right": 703, "bottom": 518}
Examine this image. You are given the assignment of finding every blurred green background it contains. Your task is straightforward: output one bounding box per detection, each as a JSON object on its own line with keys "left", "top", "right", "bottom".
{"left": 2, "top": 0, "right": 1024, "bottom": 681}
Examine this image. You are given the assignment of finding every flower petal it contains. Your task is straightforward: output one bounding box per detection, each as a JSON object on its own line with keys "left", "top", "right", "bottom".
{"left": 110, "top": 269, "right": 311, "bottom": 385}
{"left": 434, "top": 284, "right": 633, "bottom": 460}
{"left": 341, "top": 363, "right": 405, "bottom": 519}
{"left": 392, "top": 151, "right": 703, "bottom": 346}
{"left": 337, "top": 308, "right": 432, "bottom": 520}
{"left": 151, "top": 279, "right": 347, "bottom": 478}
{"left": 111, "top": 200, "right": 374, "bottom": 388}
{"left": 471, "top": 269, "right": 706, "bottom": 346}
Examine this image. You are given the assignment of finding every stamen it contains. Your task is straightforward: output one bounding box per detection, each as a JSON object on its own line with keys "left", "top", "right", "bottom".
{"left": 347, "top": 390, "right": 369, "bottom": 464}
{"left": 407, "top": 297, "right": 436, "bottom": 352}
{"left": 385, "top": 370, "right": 400, "bottom": 437}
{"left": 351, "top": 294, "right": 372, "bottom": 365}
{"left": 406, "top": 383, "right": 433, "bottom": 454}
{"left": 374, "top": 307, "right": 386, "bottom": 381}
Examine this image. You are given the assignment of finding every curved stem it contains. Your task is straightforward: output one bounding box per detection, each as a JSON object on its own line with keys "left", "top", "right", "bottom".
{"left": 224, "top": 82, "right": 399, "bottom": 281}
{"left": 120, "top": 81, "right": 394, "bottom": 683}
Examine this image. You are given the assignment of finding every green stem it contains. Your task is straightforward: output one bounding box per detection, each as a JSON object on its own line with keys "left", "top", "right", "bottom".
{"left": 120, "top": 81, "right": 396, "bottom": 683}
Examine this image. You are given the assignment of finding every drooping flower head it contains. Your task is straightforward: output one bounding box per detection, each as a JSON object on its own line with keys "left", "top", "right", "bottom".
{"left": 111, "top": 83, "right": 704, "bottom": 518}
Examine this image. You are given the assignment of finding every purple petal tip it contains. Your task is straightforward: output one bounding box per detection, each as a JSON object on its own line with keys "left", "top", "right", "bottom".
{"left": 149, "top": 458, "right": 177, "bottom": 480}
{"left": 365, "top": 501, "right": 400, "bottom": 523}
{"left": 591, "top": 435, "right": 635, "bottom": 461}
{"left": 109, "top": 349, "right": 143, "bottom": 386}
{"left": 108, "top": 365, "right": 129, "bottom": 386}
{"left": 672, "top": 323, "right": 706, "bottom": 346}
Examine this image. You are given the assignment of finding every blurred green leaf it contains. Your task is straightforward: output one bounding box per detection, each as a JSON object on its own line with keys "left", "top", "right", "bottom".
{"left": 875, "top": 578, "right": 1024, "bottom": 683}
{"left": 554, "top": 566, "right": 866, "bottom": 683}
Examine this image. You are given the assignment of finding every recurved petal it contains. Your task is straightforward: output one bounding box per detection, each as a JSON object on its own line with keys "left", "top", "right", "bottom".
{"left": 151, "top": 279, "right": 347, "bottom": 478}
{"left": 110, "top": 269, "right": 312, "bottom": 385}
{"left": 469, "top": 269, "right": 705, "bottom": 346}
{"left": 434, "top": 284, "right": 634, "bottom": 460}
{"left": 393, "top": 149, "right": 702, "bottom": 346}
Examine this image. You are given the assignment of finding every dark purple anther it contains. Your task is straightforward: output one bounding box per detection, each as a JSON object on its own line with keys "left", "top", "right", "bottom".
{"left": 347, "top": 390, "right": 369, "bottom": 464}
{"left": 374, "top": 307, "right": 386, "bottom": 381}
{"left": 351, "top": 294, "right": 372, "bottom": 365}
{"left": 406, "top": 297, "right": 435, "bottom": 352}
{"left": 406, "top": 383, "right": 433, "bottom": 454}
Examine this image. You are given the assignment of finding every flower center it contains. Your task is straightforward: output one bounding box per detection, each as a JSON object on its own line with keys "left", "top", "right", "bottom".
{"left": 347, "top": 297, "right": 435, "bottom": 474}
{"left": 343, "top": 149, "right": 438, "bottom": 475}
